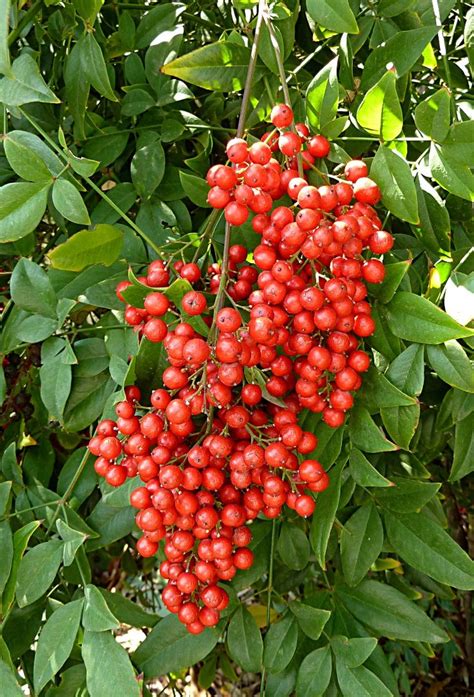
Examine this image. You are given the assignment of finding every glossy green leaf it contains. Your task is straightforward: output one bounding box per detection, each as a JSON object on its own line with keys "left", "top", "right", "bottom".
{"left": 414, "top": 87, "right": 451, "bottom": 141}
{"left": 359, "top": 366, "right": 417, "bottom": 411}
{"left": 0, "top": 182, "right": 50, "bottom": 243}
{"left": 361, "top": 27, "right": 438, "bottom": 89}
{"left": 56, "top": 519, "right": 87, "bottom": 566}
{"left": 349, "top": 449, "right": 393, "bottom": 487}
{"left": 98, "top": 588, "right": 158, "bottom": 628}
{"left": 2, "top": 520, "right": 41, "bottom": 613}
{"left": 83, "top": 584, "right": 120, "bottom": 631}
{"left": 289, "top": 601, "right": 331, "bottom": 640}
{"left": 0, "top": 480, "right": 11, "bottom": 516}
{"left": 135, "top": 3, "right": 185, "bottom": 49}
{"left": 0, "top": 662, "right": 22, "bottom": 697}
{"left": 48, "top": 225, "right": 123, "bottom": 271}
{"left": 415, "top": 177, "right": 451, "bottom": 254}
{"left": 310, "top": 457, "right": 344, "bottom": 567}
{"left": 16, "top": 540, "right": 64, "bottom": 607}
{"left": 337, "top": 580, "right": 449, "bottom": 643}
{"left": 385, "top": 510, "right": 474, "bottom": 590}
{"left": 349, "top": 406, "right": 398, "bottom": 453}
{"left": 263, "top": 614, "right": 298, "bottom": 673}
{"left": 357, "top": 71, "right": 403, "bottom": 140}
{"left": 380, "top": 404, "right": 420, "bottom": 450}
{"left": 162, "top": 41, "right": 262, "bottom": 91}
{"left": 79, "top": 33, "right": 117, "bottom": 102}
{"left": 427, "top": 341, "right": 474, "bottom": 392}
{"left": 305, "top": 57, "right": 339, "bottom": 131}
{"left": 10, "top": 258, "right": 57, "bottom": 319}
{"left": 227, "top": 606, "right": 263, "bottom": 673}
{"left": 450, "top": 412, "right": 474, "bottom": 481}
{"left": 371, "top": 145, "right": 418, "bottom": 223}
{"left": 0, "top": 521, "right": 13, "bottom": 597}
{"left": 331, "top": 636, "right": 377, "bottom": 667}
{"left": 296, "top": 645, "right": 332, "bottom": 697}
{"left": 429, "top": 143, "right": 474, "bottom": 201}
{"left": 277, "top": 522, "right": 310, "bottom": 570}
{"left": 0, "top": 0, "right": 10, "bottom": 77}
{"left": 386, "top": 292, "right": 474, "bottom": 343}
{"left": 367, "top": 260, "right": 411, "bottom": 304}
{"left": 0, "top": 54, "right": 59, "bottom": 105}
{"left": 375, "top": 478, "right": 440, "bottom": 513}
{"left": 82, "top": 630, "right": 140, "bottom": 697}
{"left": 33, "top": 599, "right": 83, "bottom": 694}
{"left": 386, "top": 344, "right": 425, "bottom": 396}
{"left": 4, "top": 135, "right": 52, "bottom": 182}
{"left": 336, "top": 662, "right": 392, "bottom": 697}
{"left": 340, "top": 503, "right": 384, "bottom": 586}
{"left": 52, "top": 179, "right": 90, "bottom": 225}
{"left": 131, "top": 141, "right": 166, "bottom": 198}
{"left": 306, "top": 0, "right": 358, "bottom": 34}
{"left": 179, "top": 170, "right": 211, "bottom": 207}
{"left": 134, "top": 613, "right": 218, "bottom": 677}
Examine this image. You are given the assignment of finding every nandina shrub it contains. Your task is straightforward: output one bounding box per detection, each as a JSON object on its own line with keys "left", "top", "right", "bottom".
{"left": 0, "top": 2, "right": 473, "bottom": 696}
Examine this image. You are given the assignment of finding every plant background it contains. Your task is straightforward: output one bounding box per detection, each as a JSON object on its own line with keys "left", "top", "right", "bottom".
{"left": 0, "top": 0, "right": 473, "bottom": 695}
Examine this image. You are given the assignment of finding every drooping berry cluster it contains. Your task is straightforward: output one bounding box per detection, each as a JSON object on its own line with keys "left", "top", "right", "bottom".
{"left": 88, "top": 104, "right": 392, "bottom": 634}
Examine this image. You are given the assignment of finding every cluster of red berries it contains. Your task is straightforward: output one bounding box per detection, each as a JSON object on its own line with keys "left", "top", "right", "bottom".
{"left": 88, "top": 103, "right": 391, "bottom": 634}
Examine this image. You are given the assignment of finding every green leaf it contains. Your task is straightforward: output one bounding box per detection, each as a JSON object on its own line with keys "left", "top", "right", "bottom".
{"left": 179, "top": 170, "right": 211, "bottom": 207}
{"left": 56, "top": 519, "right": 87, "bottom": 566}
{"left": 385, "top": 510, "right": 474, "bottom": 590}
{"left": 48, "top": 225, "right": 123, "bottom": 271}
{"left": 82, "top": 630, "right": 140, "bottom": 697}
{"left": 135, "top": 3, "right": 185, "bottom": 49}
{"left": 130, "top": 337, "right": 166, "bottom": 399}
{"left": 336, "top": 662, "right": 392, "bottom": 697}
{"left": 0, "top": 54, "right": 59, "bottom": 105}
{"left": 0, "top": 480, "right": 11, "bottom": 516}
{"left": 277, "top": 522, "right": 310, "bottom": 570}
{"left": 162, "top": 41, "right": 262, "bottom": 91}
{"left": 367, "top": 260, "right": 411, "bottom": 304}
{"left": 67, "top": 153, "right": 100, "bottom": 177}
{"left": 359, "top": 366, "right": 417, "bottom": 410}
{"left": 86, "top": 500, "right": 135, "bottom": 550}
{"left": 0, "top": 182, "right": 50, "bottom": 243}
{"left": 131, "top": 141, "right": 166, "bottom": 198}
{"left": 370, "top": 145, "right": 418, "bottom": 223}
{"left": 227, "top": 606, "right": 263, "bottom": 673}
{"left": 80, "top": 33, "right": 117, "bottom": 101}
{"left": 386, "top": 343, "right": 425, "bottom": 396}
{"left": 340, "top": 503, "right": 384, "bottom": 587}
{"left": 349, "top": 449, "right": 393, "bottom": 487}
{"left": 380, "top": 404, "right": 420, "bottom": 450}
{"left": 450, "top": 412, "right": 474, "bottom": 481}
{"left": 83, "top": 585, "right": 120, "bottom": 631}
{"left": 429, "top": 143, "right": 474, "bottom": 201}
{"left": 16, "top": 539, "right": 64, "bottom": 607}
{"left": 386, "top": 292, "right": 474, "bottom": 343}
{"left": 4, "top": 135, "right": 52, "bottom": 182}
{"left": 337, "top": 579, "right": 449, "bottom": 643}
{"left": 2, "top": 520, "right": 41, "bottom": 613}
{"left": 465, "top": 7, "right": 474, "bottom": 76}
{"left": 263, "top": 614, "right": 298, "bottom": 673}
{"left": 98, "top": 588, "right": 158, "bottom": 628}
{"left": 10, "top": 258, "right": 58, "bottom": 319}
{"left": 64, "top": 41, "right": 89, "bottom": 140}
{"left": 368, "top": 304, "right": 401, "bottom": 360}
{"left": 0, "top": 662, "right": 22, "bottom": 697}
{"left": 0, "top": 0, "right": 11, "bottom": 77}
{"left": 310, "top": 457, "right": 345, "bottom": 567}
{"left": 259, "top": 21, "right": 285, "bottom": 75}
{"left": 427, "top": 341, "right": 474, "bottom": 392}
{"left": 361, "top": 27, "right": 438, "bottom": 89}
{"left": 378, "top": 0, "right": 414, "bottom": 17}
{"left": 40, "top": 354, "right": 72, "bottom": 422}
{"left": 349, "top": 406, "right": 398, "bottom": 453}
{"left": 289, "top": 601, "right": 331, "bottom": 640}
{"left": 33, "top": 599, "right": 84, "bottom": 694}
{"left": 52, "top": 179, "right": 90, "bottom": 225}
{"left": 414, "top": 87, "right": 451, "bottom": 141}
{"left": 357, "top": 71, "right": 403, "bottom": 141}
{"left": 375, "top": 477, "right": 440, "bottom": 513}
{"left": 133, "top": 613, "right": 218, "bottom": 677}
{"left": 0, "top": 521, "right": 13, "bottom": 596}
{"left": 331, "top": 636, "right": 377, "bottom": 667}
{"left": 305, "top": 57, "right": 339, "bottom": 131}
{"left": 442, "top": 122, "right": 474, "bottom": 165}
{"left": 296, "top": 645, "right": 332, "bottom": 697}
{"left": 415, "top": 177, "right": 451, "bottom": 255}
{"left": 306, "top": 0, "right": 358, "bottom": 33}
